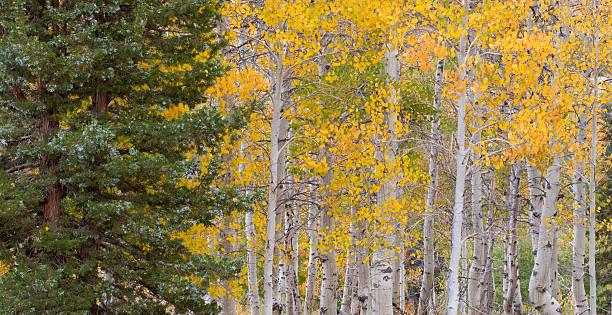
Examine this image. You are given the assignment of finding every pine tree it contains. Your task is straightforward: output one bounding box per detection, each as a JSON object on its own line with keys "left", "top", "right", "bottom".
{"left": 0, "top": 0, "right": 246, "bottom": 313}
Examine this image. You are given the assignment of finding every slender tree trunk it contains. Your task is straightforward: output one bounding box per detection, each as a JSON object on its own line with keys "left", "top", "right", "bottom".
{"left": 528, "top": 158, "right": 562, "bottom": 313}
{"left": 588, "top": 1, "right": 600, "bottom": 313}
{"left": 526, "top": 165, "right": 543, "bottom": 256}
{"left": 304, "top": 184, "right": 319, "bottom": 315}
{"left": 319, "top": 148, "right": 337, "bottom": 315}
{"left": 317, "top": 49, "right": 338, "bottom": 315}
{"left": 40, "top": 112, "right": 62, "bottom": 228}
{"left": 504, "top": 164, "right": 522, "bottom": 315}
{"left": 479, "top": 170, "right": 496, "bottom": 314}
{"left": 467, "top": 133, "right": 484, "bottom": 315}
{"left": 418, "top": 57, "right": 443, "bottom": 315}
{"left": 284, "top": 204, "right": 302, "bottom": 315}
{"left": 356, "top": 205, "right": 370, "bottom": 315}
{"left": 573, "top": 115, "right": 589, "bottom": 315}
{"left": 447, "top": 9, "right": 469, "bottom": 312}
{"left": 274, "top": 107, "right": 289, "bottom": 315}
{"left": 371, "top": 46, "right": 400, "bottom": 315}
{"left": 341, "top": 207, "right": 359, "bottom": 314}
{"left": 263, "top": 54, "right": 284, "bottom": 315}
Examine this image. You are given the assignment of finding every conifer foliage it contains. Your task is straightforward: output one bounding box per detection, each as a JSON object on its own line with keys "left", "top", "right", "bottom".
{"left": 0, "top": 0, "right": 244, "bottom": 313}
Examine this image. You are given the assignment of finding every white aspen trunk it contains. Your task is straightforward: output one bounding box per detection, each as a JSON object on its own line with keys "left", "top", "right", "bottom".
{"left": 467, "top": 133, "right": 484, "bottom": 315}
{"left": 319, "top": 148, "right": 338, "bottom": 315}
{"left": 392, "top": 190, "right": 404, "bottom": 313}
{"left": 447, "top": 13, "right": 469, "bottom": 313}
{"left": 504, "top": 164, "right": 522, "bottom": 315}
{"left": 341, "top": 207, "right": 358, "bottom": 314}
{"left": 550, "top": 235, "right": 559, "bottom": 300}
{"left": 588, "top": 2, "right": 600, "bottom": 313}
{"left": 284, "top": 205, "right": 302, "bottom": 315}
{"left": 418, "top": 58, "right": 444, "bottom": 315}
{"left": 397, "top": 238, "right": 405, "bottom": 313}
{"left": 371, "top": 46, "right": 400, "bottom": 315}
{"left": 356, "top": 205, "right": 371, "bottom": 315}
{"left": 459, "top": 226, "right": 469, "bottom": 315}
{"left": 528, "top": 159, "right": 562, "bottom": 314}
{"left": 240, "top": 140, "right": 261, "bottom": 315}
{"left": 479, "top": 171, "right": 496, "bottom": 314}
{"left": 263, "top": 54, "right": 284, "bottom": 315}
{"left": 283, "top": 102, "right": 301, "bottom": 315}
{"left": 526, "top": 165, "right": 543, "bottom": 256}
{"left": 273, "top": 62, "right": 292, "bottom": 315}
{"left": 317, "top": 51, "right": 338, "bottom": 315}
{"left": 303, "top": 184, "right": 319, "bottom": 315}
{"left": 573, "top": 115, "right": 589, "bottom": 315}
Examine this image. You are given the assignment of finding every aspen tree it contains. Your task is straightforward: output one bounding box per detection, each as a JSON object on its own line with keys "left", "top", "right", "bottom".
{"left": 418, "top": 57, "right": 444, "bottom": 315}
{"left": 447, "top": 1, "right": 471, "bottom": 312}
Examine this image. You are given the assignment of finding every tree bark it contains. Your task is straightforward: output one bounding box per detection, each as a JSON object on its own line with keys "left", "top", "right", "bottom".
{"left": 319, "top": 148, "right": 337, "bottom": 315}
{"left": 447, "top": 8, "right": 469, "bottom": 312}
{"left": 503, "top": 164, "right": 522, "bottom": 315}
{"left": 263, "top": 53, "right": 284, "bottom": 315}
{"left": 341, "top": 207, "right": 359, "bottom": 314}
{"left": 370, "top": 46, "right": 400, "bottom": 315}
{"left": 528, "top": 159, "right": 562, "bottom": 314}
{"left": 418, "top": 57, "right": 443, "bottom": 315}
{"left": 588, "top": 1, "right": 600, "bottom": 313}
{"left": 467, "top": 130, "right": 484, "bottom": 315}
{"left": 572, "top": 115, "right": 589, "bottom": 315}
{"left": 303, "top": 185, "right": 319, "bottom": 315}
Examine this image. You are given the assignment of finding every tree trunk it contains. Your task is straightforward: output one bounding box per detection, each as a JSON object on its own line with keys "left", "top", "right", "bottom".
{"left": 528, "top": 159, "right": 562, "bottom": 314}
{"left": 467, "top": 133, "right": 484, "bottom": 315}
{"left": 370, "top": 46, "right": 400, "bottom": 315}
{"left": 588, "top": 1, "right": 600, "bottom": 312}
{"left": 356, "top": 205, "right": 370, "bottom": 315}
{"left": 573, "top": 115, "right": 589, "bottom": 315}
{"left": 418, "top": 57, "right": 444, "bottom": 315}
{"left": 503, "top": 164, "right": 522, "bottom": 315}
{"left": 284, "top": 204, "right": 302, "bottom": 315}
{"left": 263, "top": 53, "right": 284, "bottom": 315}
{"left": 479, "top": 170, "right": 496, "bottom": 314}
{"left": 447, "top": 10, "right": 469, "bottom": 312}
{"left": 319, "top": 148, "right": 338, "bottom": 315}
{"left": 303, "top": 184, "right": 319, "bottom": 315}
{"left": 526, "top": 165, "right": 543, "bottom": 256}
{"left": 341, "top": 207, "right": 359, "bottom": 314}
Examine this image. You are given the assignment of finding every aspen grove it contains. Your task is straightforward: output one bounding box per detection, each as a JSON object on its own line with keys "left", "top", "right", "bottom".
{"left": 1, "top": 0, "right": 612, "bottom": 314}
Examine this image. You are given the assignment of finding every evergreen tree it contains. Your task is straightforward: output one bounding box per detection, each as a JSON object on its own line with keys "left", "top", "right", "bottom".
{"left": 0, "top": 0, "right": 246, "bottom": 313}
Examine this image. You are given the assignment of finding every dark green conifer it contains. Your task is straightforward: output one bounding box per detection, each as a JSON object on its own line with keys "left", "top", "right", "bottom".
{"left": 0, "top": 1, "right": 244, "bottom": 313}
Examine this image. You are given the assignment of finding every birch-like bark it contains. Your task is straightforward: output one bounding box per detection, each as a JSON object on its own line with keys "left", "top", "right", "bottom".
{"left": 370, "top": 46, "right": 400, "bottom": 315}
{"left": 467, "top": 130, "right": 484, "bottom": 315}
{"left": 528, "top": 159, "right": 562, "bottom": 313}
{"left": 263, "top": 54, "right": 284, "bottom": 315}
{"left": 303, "top": 185, "right": 319, "bottom": 315}
{"left": 341, "top": 207, "right": 358, "bottom": 314}
{"left": 573, "top": 115, "right": 589, "bottom": 314}
{"left": 318, "top": 50, "right": 338, "bottom": 315}
{"left": 319, "top": 148, "right": 337, "bottom": 315}
{"left": 588, "top": 1, "right": 600, "bottom": 313}
{"left": 356, "top": 204, "right": 371, "bottom": 315}
{"left": 284, "top": 204, "right": 302, "bottom": 315}
{"left": 479, "top": 170, "right": 496, "bottom": 314}
{"left": 418, "top": 57, "right": 443, "bottom": 315}
{"left": 447, "top": 7, "right": 469, "bottom": 312}
{"left": 526, "top": 165, "right": 543, "bottom": 255}
{"left": 503, "top": 164, "right": 522, "bottom": 315}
